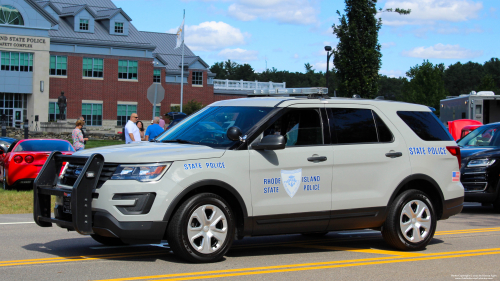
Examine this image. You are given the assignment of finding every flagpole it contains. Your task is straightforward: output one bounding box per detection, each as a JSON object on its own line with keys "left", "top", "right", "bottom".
{"left": 180, "top": 10, "right": 185, "bottom": 113}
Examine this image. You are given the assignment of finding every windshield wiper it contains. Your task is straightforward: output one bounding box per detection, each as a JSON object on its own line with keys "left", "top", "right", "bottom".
{"left": 161, "top": 139, "right": 200, "bottom": 144}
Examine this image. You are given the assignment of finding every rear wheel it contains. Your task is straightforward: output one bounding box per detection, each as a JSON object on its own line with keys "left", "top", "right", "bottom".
{"left": 90, "top": 234, "right": 126, "bottom": 246}
{"left": 493, "top": 196, "right": 500, "bottom": 213}
{"left": 382, "top": 189, "right": 436, "bottom": 251}
{"left": 2, "top": 169, "right": 11, "bottom": 190}
{"left": 167, "top": 193, "right": 235, "bottom": 263}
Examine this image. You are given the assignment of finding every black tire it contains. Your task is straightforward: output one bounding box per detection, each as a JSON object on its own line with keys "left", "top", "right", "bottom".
{"left": 90, "top": 234, "right": 126, "bottom": 246}
{"left": 382, "top": 189, "right": 437, "bottom": 251}
{"left": 167, "top": 193, "right": 235, "bottom": 263}
{"left": 3, "top": 170, "right": 12, "bottom": 190}
{"left": 493, "top": 196, "right": 500, "bottom": 213}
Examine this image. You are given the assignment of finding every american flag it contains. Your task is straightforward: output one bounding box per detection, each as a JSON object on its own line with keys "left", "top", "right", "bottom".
{"left": 452, "top": 172, "right": 460, "bottom": 182}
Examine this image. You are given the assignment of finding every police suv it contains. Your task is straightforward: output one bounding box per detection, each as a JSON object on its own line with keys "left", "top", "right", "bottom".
{"left": 34, "top": 91, "right": 464, "bottom": 263}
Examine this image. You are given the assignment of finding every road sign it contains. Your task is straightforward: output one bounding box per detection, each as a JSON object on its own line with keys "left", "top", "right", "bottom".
{"left": 147, "top": 84, "right": 165, "bottom": 105}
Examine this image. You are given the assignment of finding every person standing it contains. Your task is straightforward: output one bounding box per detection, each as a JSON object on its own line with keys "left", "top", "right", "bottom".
{"left": 136, "top": 120, "right": 146, "bottom": 141}
{"left": 125, "top": 113, "right": 141, "bottom": 144}
{"left": 145, "top": 117, "right": 165, "bottom": 141}
{"left": 159, "top": 116, "right": 166, "bottom": 130}
{"left": 79, "top": 116, "right": 87, "bottom": 145}
{"left": 72, "top": 120, "right": 88, "bottom": 151}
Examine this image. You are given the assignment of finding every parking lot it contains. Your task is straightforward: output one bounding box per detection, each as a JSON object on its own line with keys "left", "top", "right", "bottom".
{"left": 0, "top": 203, "right": 498, "bottom": 281}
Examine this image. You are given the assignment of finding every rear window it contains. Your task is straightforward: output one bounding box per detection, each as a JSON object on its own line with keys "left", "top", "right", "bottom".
{"left": 328, "top": 108, "right": 381, "bottom": 144}
{"left": 14, "top": 140, "right": 75, "bottom": 152}
{"left": 397, "top": 111, "right": 453, "bottom": 141}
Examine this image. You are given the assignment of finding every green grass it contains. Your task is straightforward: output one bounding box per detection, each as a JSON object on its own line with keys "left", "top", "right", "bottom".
{"left": 85, "top": 139, "right": 125, "bottom": 149}
{"left": 0, "top": 139, "right": 124, "bottom": 214}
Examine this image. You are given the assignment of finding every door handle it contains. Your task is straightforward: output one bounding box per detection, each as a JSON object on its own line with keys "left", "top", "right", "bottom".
{"left": 385, "top": 152, "right": 403, "bottom": 158}
{"left": 308, "top": 156, "right": 327, "bottom": 162}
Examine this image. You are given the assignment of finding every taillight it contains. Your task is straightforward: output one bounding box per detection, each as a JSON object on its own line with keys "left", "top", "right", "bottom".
{"left": 13, "top": 155, "right": 23, "bottom": 164}
{"left": 25, "top": 155, "right": 34, "bottom": 163}
{"left": 446, "top": 146, "right": 461, "bottom": 169}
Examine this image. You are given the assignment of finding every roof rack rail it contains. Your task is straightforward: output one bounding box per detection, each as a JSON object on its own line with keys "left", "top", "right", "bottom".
{"left": 248, "top": 87, "right": 329, "bottom": 99}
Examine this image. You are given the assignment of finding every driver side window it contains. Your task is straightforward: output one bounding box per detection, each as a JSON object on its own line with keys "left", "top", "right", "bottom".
{"left": 263, "top": 109, "right": 323, "bottom": 146}
{"left": 465, "top": 128, "right": 497, "bottom": 147}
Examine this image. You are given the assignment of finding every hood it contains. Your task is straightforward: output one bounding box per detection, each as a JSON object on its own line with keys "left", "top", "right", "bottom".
{"left": 463, "top": 148, "right": 500, "bottom": 160}
{"left": 459, "top": 147, "right": 494, "bottom": 159}
{"left": 74, "top": 142, "right": 226, "bottom": 163}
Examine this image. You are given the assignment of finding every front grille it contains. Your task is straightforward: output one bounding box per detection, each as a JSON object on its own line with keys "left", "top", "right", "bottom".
{"left": 463, "top": 182, "right": 488, "bottom": 192}
{"left": 462, "top": 171, "right": 487, "bottom": 182}
{"left": 62, "top": 163, "right": 118, "bottom": 189}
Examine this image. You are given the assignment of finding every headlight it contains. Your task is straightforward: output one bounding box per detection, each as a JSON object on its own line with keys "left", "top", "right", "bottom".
{"left": 467, "top": 159, "right": 496, "bottom": 168}
{"left": 111, "top": 162, "right": 172, "bottom": 182}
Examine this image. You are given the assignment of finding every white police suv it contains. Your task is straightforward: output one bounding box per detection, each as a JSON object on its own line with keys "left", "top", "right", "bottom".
{"left": 34, "top": 92, "right": 464, "bottom": 263}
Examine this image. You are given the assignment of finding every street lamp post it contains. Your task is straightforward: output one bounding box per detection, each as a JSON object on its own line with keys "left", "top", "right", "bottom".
{"left": 324, "top": 46, "right": 336, "bottom": 97}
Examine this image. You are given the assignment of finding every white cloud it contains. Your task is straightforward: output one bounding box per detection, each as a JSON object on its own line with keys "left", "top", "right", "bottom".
{"left": 218, "top": 48, "right": 259, "bottom": 62}
{"left": 382, "top": 42, "right": 396, "bottom": 49}
{"left": 380, "top": 69, "right": 405, "bottom": 78}
{"left": 402, "top": 43, "right": 483, "bottom": 59}
{"left": 228, "top": 0, "right": 319, "bottom": 25}
{"left": 381, "top": 0, "right": 483, "bottom": 26}
{"left": 167, "top": 21, "right": 249, "bottom": 51}
{"left": 293, "top": 54, "right": 300, "bottom": 59}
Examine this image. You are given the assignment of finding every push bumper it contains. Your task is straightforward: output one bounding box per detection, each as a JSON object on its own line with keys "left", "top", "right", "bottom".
{"left": 33, "top": 152, "right": 104, "bottom": 235}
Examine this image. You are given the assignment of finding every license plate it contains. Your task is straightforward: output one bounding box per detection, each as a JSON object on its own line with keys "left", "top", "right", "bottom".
{"left": 63, "top": 192, "right": 72, "bottom": 214}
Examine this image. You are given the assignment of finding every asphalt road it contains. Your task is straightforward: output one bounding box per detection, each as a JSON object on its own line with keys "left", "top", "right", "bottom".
{"left": 1, "top": 203, "right": 499, "bottom": 281}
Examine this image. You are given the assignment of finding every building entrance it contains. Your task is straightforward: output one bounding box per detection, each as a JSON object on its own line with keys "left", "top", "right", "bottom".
{"left": 0, "top": 93, "right": 28, "bottom": 128}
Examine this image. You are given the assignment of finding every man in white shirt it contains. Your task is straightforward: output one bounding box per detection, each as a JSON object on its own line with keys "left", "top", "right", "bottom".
{"left": 125, "top": 113, "right": 141, "bottom": 144}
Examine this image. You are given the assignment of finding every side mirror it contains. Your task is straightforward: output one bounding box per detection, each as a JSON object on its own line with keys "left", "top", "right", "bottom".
{"left": 227, "top": 126, "right": 242, "bottom": 141}
{"left": 252, "top": 135, "right": 286, "bottom": 150}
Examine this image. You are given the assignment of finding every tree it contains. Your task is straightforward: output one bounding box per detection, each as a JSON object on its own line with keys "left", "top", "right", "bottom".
{"left": 478, "top": 74, "right": 499, "bottom": 93}
{"left": 332, "top": 0, "right": 410, "bottom": 98}
{"left": 483, "top": 58, "right": 500, "bottom": 92}
{"left": 378, "top": 74, "right": 406, "bottom": 100}
{"left": 443, "top": 61, "right": 484, "bottom": 96}
{"left": 402, "top": 60, "right": 446, "bottom": 110}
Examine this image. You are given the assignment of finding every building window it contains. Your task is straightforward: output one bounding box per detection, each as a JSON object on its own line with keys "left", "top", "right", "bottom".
{"left": 0, "top": 52, "right": 33, "bottom": 72}
{"left": 79, "top": 19, "right": 89, "bottom": 31}
{"left": 153, "top": 69, "right": 161, "bottom": 83}
{"left": 0, "top": 5, "right": 24, "bottom": 25}
{"left": 82, "top": 103, "right": 102, "bottom": 126}
{"left": 48, "top": 102, "right": 60, "bottom": 122}
{"left": 50, "top": 55, "right": 67, "bottom": 76}
{"left": 115, "top": 22, "right": 124, "bottom": 33}
{"left": 117, "top": 104, "right": 137, "bottom": 126}
{"left": 155, "top": 106, "right": 160, "bottom": 117}
{"left": 83, "top": 58, "right": 103, "bottom": 78}
{"left": 0, "top": 93, "right": 27, "bottom": 127}
{"left": 118, "top": 60, "right": 137, "bottom": 80}
{"left": 192, "top": 71, "right": 203, "bottom": 85}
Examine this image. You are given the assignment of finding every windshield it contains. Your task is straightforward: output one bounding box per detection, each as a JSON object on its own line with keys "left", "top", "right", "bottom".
{"left": 457, "top": 125, "right": 500, "bottom": 148}
{"left": 156, "top": 106, "right": 273, "bottom": 148}
{"left": 14, "top": 140, "right": 75, "bottom": 152}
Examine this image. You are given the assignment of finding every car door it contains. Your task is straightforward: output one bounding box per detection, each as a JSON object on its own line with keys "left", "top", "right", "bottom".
{"left": 249, "top": 105, "right": 333, "bottom": 235}
{"left": 324, "top": 104, "right": 411, "bottom": 229}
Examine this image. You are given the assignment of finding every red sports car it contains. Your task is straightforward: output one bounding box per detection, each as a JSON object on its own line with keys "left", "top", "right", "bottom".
{"left": 0, "top": 139, "right": 75, "bottom": 190}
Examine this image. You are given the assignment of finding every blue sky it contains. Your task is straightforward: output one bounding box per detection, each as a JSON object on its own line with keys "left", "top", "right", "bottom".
{"left": 114, "top": 0, "right": 500, "bottom": 78}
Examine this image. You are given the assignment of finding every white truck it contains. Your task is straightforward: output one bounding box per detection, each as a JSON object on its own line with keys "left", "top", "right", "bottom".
{"left": 440, "top": 91, "right": 500, "bottom": 125}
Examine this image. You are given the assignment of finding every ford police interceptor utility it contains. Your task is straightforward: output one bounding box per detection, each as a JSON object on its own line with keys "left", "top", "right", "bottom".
{"left": 33, "top": 90, "right": 464, "bottom": 263}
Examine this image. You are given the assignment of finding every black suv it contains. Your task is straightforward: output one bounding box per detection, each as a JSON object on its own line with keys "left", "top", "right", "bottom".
{"left": 458, "top": 122, "right": 500, "bottom": 211}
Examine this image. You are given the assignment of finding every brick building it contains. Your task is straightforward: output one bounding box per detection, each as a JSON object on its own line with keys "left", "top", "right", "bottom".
{"left": 1, "top": 0, "right": 236, "bottom": 130}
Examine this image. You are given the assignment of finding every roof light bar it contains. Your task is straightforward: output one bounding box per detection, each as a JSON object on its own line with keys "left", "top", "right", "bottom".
{"left": 249, "top": 87, "right": 329, "bottom": 96}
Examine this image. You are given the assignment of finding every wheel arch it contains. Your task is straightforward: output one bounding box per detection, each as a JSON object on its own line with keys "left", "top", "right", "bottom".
{"left": 388, "top": 174, "right": 445, "bottom": 220}
{"left": 163, "top": 179, "right": 250, "bottom": 238}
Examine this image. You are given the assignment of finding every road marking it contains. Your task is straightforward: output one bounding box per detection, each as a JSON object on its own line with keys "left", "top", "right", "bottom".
{"left": 0, "top": 222, "right": 35, "bottom": 225}
{"left": 95, "top": 248, "right": 500, "bottom": 281}
{"left": 1, "top": 227, "right": 498, "bottom": 268}
{"left": 0, "top": 250, "right": 168, "bottom": 267}
{"left": 292, "top": 245, "right": 426, "bottom": 257}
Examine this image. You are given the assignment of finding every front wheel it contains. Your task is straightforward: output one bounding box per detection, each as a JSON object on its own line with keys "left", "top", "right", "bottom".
{"left": 382, "top": 189, "right": 436, "bottom": 251}
{"left": 167, "top": 193, "right": 235, "bottom": 263}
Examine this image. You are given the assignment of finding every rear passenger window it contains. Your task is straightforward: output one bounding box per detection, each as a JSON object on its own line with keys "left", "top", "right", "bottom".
{"left": 329, "top": 108, "right": 378, "bottom": 144}
{"left": 263, "top": 109, "right": 323, "bottom": 146}
{"left": 397, "top": 111, "right": 453, "bottom": 141}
